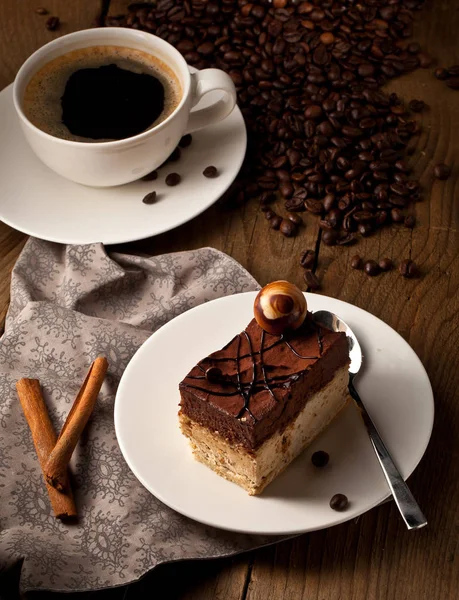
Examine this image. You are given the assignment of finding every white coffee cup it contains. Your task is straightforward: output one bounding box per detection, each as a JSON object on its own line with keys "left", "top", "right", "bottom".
{"left": 13, "top": 28, "right": 237, "bottom": 187}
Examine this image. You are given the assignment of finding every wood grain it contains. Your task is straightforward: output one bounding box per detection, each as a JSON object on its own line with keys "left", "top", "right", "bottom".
{"left": 1, "top": 0, "right": 458, "bottom": 599}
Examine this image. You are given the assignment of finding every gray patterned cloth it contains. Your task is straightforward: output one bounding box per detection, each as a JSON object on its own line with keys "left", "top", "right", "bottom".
{"left": 0, "top": 238, "right": 284, "bottom": 593}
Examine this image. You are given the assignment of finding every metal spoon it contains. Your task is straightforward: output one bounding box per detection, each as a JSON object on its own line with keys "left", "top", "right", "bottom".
{"left": 313, "top": 309, "right": 427, "bottom": 530}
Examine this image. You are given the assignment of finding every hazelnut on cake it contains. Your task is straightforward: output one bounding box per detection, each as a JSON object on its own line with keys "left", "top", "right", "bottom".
{"left": 178, "top": 281, "right": 350, "bottom": 495}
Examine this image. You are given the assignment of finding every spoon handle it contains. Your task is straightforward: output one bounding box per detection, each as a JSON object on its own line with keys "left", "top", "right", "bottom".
{"left": 348, "top": 377, "right": 427, "bottom": 530}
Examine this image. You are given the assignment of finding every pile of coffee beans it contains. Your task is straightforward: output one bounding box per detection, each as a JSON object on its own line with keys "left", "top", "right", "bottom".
{"left": 434, "top": 65, "right": 459, "bottom": 90}
{"left": 110, "top": 0, "right": 427, "bottom": 258}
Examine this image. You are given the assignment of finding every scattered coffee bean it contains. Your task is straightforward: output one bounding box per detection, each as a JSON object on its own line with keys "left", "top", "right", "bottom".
{"left": 270, "top": 215, "right": 282, "bottom": 230}
{"left": 364, "top": 260, "right": 381, "bottom": 276}
{"left": 168, "top": 147, "right": 181, "bottom": 162}
{"left": 300, "top": 250, "right": 315, "bottom": 269}
{"left": 264, "top": 209, "right": 276, "bottom": 221}
{"left": 330, "top": 493, "right": 349, "bottom": 511}
{"left": 142, "top": 191, "right": 157, "bottom": 205}
{"left": 203, "top": 166, "right": 218, "bottom": 178}
{"left": 35, "top": 7, "right": 48, "bottom": 15}
{"left": 447, "top": 65, "right": 459, "bottom": 77}
{"left": 404, "top": 215, "right": 416, "bottom": 228}
{"left": 287, "top": 213, "right": 303, "bottom": 226}
{"left": 303, "top": 270, "right": 320, "bottom": 291}
{"left": 434, "top": 67, "right": 449, "bottom": 80}
{"left": 351, "top": 255, "right": 363, "bottom": 270}
{"left": 434, "top": 163, "right": 451, "bottom": 180}
{"left": 165, "top": 173, "right": 181, "bottom": 186}
{"left": 178, "top": 134, "right": 192, "bottom": 148}
{"left": 322, "top": 230, "right": 338, "bottom": 246}
{"left": 311, "top": 451, "right": 329, "bottom": 468}
{"left": 205, "top": 366, "right": 222, "bottom": 383}
{"left": 446, "top": 77, "right": 459, "bottom": 90}
{"left": 418, "top": 52, "right": 433, "bottom": 68}
{"left": 280, "top": 219, "right": 297, "bottom": 237}
{"left": 46, "top": 16, "right": 59, "bottom": 31}
{"left": 379, "top": 258, "right": 393, "bottom": 271}
{"left": 409, "top": 99, "right": 425, "bottom": 112}
{"left": 400, "top": 259, "right": 419, "bottom": 278}
{"left": 141, "top": 170, "right": 158, "bottom": 181}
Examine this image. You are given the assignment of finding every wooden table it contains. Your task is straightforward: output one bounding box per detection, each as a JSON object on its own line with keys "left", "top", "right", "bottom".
{"left": 0, "top": 2, "right": 458, "bottom": 599}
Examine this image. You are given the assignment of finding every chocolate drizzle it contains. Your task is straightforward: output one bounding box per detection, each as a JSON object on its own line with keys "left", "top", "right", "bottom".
{"left": 182, "top": 320, "right": 324, "bottom": 422}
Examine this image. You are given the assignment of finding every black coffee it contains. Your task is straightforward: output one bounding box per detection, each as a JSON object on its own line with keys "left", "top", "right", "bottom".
{"left": 23, "top": 46, "right": 181, "bottom": 142}
{"left": 62, "top": 63, "right": 165, "bottom": 140}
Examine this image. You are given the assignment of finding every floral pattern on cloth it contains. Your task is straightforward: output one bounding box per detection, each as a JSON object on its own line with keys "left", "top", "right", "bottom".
{"left": 0, "top": 238, "right": 287, "bottom": 593}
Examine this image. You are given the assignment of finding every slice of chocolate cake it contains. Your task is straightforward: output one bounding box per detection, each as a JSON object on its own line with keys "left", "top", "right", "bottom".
{"left": 179, "top": 282, "right": 350, "bottom": 495}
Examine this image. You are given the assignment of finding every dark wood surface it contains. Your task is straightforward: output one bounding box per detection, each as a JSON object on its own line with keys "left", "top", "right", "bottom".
{"left": 0, "top": 1, "right": 458, "bottom": 599}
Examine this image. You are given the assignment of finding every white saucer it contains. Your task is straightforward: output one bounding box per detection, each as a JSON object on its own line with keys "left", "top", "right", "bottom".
{"left": 0, "top": 78, "right": 246, "bottom": 245}
{"left": 115, "top": 293, "right": 434, "bottom": 535}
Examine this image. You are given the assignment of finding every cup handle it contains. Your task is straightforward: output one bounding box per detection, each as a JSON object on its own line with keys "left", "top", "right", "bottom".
{"left": 184, "top": 69, "right": 237, "bottom": 134}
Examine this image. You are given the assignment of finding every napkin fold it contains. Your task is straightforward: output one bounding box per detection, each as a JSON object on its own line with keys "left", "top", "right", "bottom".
{"left": 0, "top": 238, "right": 285, "bottom": 593}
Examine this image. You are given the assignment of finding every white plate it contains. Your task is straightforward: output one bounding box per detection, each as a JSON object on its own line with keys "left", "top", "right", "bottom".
{"left": 0, "top": 77, "right": 246, "bottom": 245}
{"left": 115, "top": 293, "right": 434, "bottom": 535}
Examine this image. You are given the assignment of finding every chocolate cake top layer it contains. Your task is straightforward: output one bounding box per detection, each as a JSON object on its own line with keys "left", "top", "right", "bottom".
{"left": 179, "top": 314, "right": 349, "bottom": 451}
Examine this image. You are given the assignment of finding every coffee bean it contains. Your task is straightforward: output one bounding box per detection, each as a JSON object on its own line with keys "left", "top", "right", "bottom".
{"left": 400, "top": 259, "right": 419, "bottom": 278}
{"left": 446, "top": 77, "right": 459, "bottom": 90}
{"left": 205, "top": 366, "right": 222, "bottom": 383}
{"left": 322, "top": 230, "right": 338, "bottom": 246}
{"left": 351, "top": 255, "right": 362, "bottom": 270}
{"left": 142, "top": 191, "right": 157, "bottom": 204}
{"left": 203, "top": 166, "right": 218, "bottom": 178}
{"left": 260, "top": 192, "right": 275, "bottom": 206}
{"left": 179, "top": 134, "right": 192, "bottom": 148}
{"left": 303, "top": 270, "right": 320, "bottom": 290}
{"left": 358, "top": 223, "right": 374, "bottom": 237}
{"left": 320, "top": 33, "right": 335, "bottom": 46}
{"left": 280, "top": 182, "right": 294, "bottom": 199}
{"left": 409, "top": 99, "right": 425, "bottom": 112}
{"left": 379, "top": 258, "right": 393, "bottom": 271}
{"left": 336, "top": 234, "right": 357, "bottom": 246}
{"left": 168, "top": 147, "right": 181, "bottom": 162}
{"left": 285, "top": 197, "right": 306, "bottom": 212}
{"left": 197, "top": 42, "right": 215, "bottom": 56}
{"left": 434, "top": 163, "right": 451, "bottom": 180}
{"left": 46, "top": 16, "right": 59, "bottom": 30}
{"left": 434, "top": 67, "right": 449, "bottom": 80}
{"left": 270, "top": 215, "right": 282, "bottom": 230}
{"left": 311, "top": 450, "right": 329, "bottom": 467}
{"left": 447, "top": 65, "right": 459, "bottom": 77}
{"left": 305, "top": 105, "right": 323, "bottom": 119}
{"left": 264, "top": 210, "right": 276, "bottom": 220}
{"left": 330, "top": 493, "right": 349, "bottom": 511}
{"left": 404, "top": 215, "right": 416, "bottom": 228}
{"left": 280, "top": 219, "right": 297, "bottom": 237}
{"left": 391, "top": 208, "right": 405, "bottom": 223}
{"left": 364, "top": 260, "right": 381, "bottom": 276}
{"left": 141, "top": 170, "right": 158, "bottom": 181}
{"left": 35, "top": 7, "right": 48, "bottom": 15}
{"left": 165, "top": 173, "right": 181, "bottom": 186}
{"left": 300, "top": 250, "right": 315, "bottom": 269}
{"left": 287, "top": 213, "right": 303, "bottom": 226}
{"left": 418, "top": 53, "right": 433, "bottom": 68}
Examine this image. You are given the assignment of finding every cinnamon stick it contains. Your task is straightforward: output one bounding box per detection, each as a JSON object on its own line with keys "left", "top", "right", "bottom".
{"left": 45, "top": 356, "right": 108, "bottom": 491}
{"left": 16, "top": 378, "right": 77, "bottom": 520}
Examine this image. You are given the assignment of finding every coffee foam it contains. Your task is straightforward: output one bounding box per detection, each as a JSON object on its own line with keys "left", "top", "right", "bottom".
{"left": 23, "top": 45, "right": 182, "bottom": 142}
